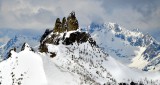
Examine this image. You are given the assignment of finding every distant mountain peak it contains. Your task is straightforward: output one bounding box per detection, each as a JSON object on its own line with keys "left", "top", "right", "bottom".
{"left": 89, "top": 22, "right": 160, "bottom": 71}
{"left": 108, "top": 22, "right": 122, "bottom": 32}
{"left": 0, "top": 35, "right": 39, "bottom": 60}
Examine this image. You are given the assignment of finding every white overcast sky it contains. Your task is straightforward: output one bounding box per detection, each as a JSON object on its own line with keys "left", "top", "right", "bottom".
{"left": 0, "top": 0, "right": 160, "bottom": 32}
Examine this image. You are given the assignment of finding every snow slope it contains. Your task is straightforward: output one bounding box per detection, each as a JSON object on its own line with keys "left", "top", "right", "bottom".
{"left": 41, "top": 54, "right": 82, "bottom": 85}
{"left": 0, "top": 43, "right": 47, "bottom": 85}
{"left": 0, "top": 43, "right": 85, "bottom": 85}
{"left": 39, "top": 30, "right": 116, "bottom": 84}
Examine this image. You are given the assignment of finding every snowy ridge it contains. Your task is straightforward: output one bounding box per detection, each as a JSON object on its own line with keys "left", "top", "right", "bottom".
{"left": 0, "top": 43, "right": 91, "bottom": 85}
{"left": 39, "top": 30, "right": 117, "bottom": 84}
{"left": 0, "top": 43, "right": 47, "bottom": 85}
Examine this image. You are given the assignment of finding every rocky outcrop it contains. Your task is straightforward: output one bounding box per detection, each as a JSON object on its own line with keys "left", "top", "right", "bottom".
{"left": 53, "top": 11, "right": 79, "bottom": 33}
{"left": 53, "top": 18, "right": 63, "bottom": 33}
{"left": 62, "top": 17, "right": 67, "bottom": 31}
{"left": 39, "top": 31, "right": 97, "bottom": 53}
{"left": 67, "top": 11, "right": 79, "bottom": 31}
{"left": 39, "top": 11, "right": 96, "bottom": 53}
{"left": 62, "top": 32, "right": 96, "bottom": 46}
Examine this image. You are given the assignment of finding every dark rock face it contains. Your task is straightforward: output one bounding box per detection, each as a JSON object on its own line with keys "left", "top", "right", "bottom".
{"left": 63, "top": 32, "right": 89, "bottom": 45}
{"left": 39, "top": 33, "right": 59, "bottom": 52}
{"left": 39, "top": 41, "right": 48, "bottom": 53}
{"left": 50, "top": 52, "right": 56, "bottom": 58}
{"left": 62, "top": 32, "right": 96, "bottom": 46}
{"left": 39, "top": 31, "right": 97, "bottom": 53}
{"left": 40, "top": 29, "right": 52, "bottom": 43}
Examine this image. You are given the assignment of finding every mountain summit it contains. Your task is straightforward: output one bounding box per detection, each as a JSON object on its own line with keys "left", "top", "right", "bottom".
{"left": 53, "top": 11, "right": 79, "bottom": 33}
{"left": 38, "top": 12, "right": 117, "bottom": 84}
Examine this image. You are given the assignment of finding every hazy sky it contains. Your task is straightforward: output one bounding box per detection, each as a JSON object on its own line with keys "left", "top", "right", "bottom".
{"left": 0, "top": 0, "right": 160, "bottom": 33}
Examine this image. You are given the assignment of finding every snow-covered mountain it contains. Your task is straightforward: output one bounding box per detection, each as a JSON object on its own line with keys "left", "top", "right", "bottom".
{"left": 40, "top": 30, "right": 118, "bottom": 84}
{"left": 89, "top": 22, "right": 160, "bottom": 71}
{"left": 0, "top": 30, "right": 117, "bottom": 84}
{"left": 0, "top": 35, "right": 40, "bottom": 60}
{"left": 0, "top": 12, "right": 160, "bottom": 85}
{"left": 1, "top": 32, "right": 159, "bottom": 85}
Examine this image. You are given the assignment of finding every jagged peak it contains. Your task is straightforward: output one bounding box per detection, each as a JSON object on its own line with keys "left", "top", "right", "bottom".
{"left": 68, "top": 11, "right": 76, "bottom": 18}
{"left": 21, "top": 43, "right": 34, "bottom": 51}
{"left": 88, "top": 22, "right": 145, "bottom": 37}
{"left": 53, "top": 11, "right": 79, "bottom": 33}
